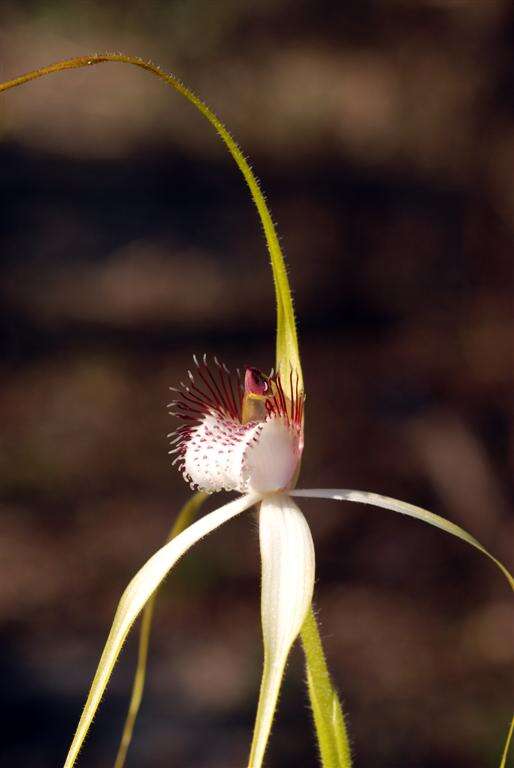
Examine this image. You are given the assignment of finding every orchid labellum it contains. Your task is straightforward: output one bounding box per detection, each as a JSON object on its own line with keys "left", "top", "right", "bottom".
{"left": 1, "top": 54, "right": 512, "bottom": 768}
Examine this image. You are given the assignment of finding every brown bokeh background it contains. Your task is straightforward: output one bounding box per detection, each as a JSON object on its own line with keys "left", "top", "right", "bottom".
{"left": 0, "top": 2, "right": 513, "bottom": 766}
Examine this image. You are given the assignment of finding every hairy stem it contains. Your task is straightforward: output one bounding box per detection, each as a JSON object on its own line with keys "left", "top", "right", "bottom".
{"left": 301, "top": 610, "right": 352, "bottom": 767}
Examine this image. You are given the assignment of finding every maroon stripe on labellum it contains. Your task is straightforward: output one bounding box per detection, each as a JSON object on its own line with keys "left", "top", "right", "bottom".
{"left": 168, "top": 357, "right": 305, "bottom": 483}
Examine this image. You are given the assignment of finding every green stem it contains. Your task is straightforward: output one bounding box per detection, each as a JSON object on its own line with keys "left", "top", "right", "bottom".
{"left": 301, "top": 609, "right": 352, "bottom": 767}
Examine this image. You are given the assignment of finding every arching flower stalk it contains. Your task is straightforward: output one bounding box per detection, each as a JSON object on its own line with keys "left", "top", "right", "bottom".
{"left": 1, "top": 55, "right": 512, "bottom": 768}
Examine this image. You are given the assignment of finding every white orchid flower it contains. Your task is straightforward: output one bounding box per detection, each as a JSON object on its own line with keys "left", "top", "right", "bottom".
{"left": 168, "top": 359, "right": 310, "bottom": 768}
{"left": 1, "top": 53, "right": 512, "bottom": 768}
{"left": 61, "top": 352, "right": 513, "bottom": 768}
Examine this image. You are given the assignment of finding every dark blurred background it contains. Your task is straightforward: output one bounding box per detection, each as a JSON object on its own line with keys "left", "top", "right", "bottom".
{"left": 0, "top": 1, "right": 513, "bottom": 766}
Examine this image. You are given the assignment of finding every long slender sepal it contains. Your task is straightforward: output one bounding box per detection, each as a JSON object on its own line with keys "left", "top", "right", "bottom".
{"left": 0, "top": 55, "right": 300, "bottom": 386}
{"left": 499, "top": 716, "right": 514, "bottom": 768}
{"left": 64, "top": 492, "right": 260, "bottom": 768}
{"left": 113, "top": 491, "right": 208, "bottom": 768}
{"left": 291, "top": 489, "right": 513, "bottom": 591}
{"left": 300, "top": 609, "right": 352, "bottom": 768}
{"left": 248, "top": 495, "right": 315, "bottom": 768}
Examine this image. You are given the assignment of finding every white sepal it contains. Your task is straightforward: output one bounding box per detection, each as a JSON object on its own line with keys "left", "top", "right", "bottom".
{"left": 248, "top": 494, "right": 315, "bottom": 768}
{"left": 291, "top": 488, "right": 513, "bottom": 590}
{"left": 64, "top": 492, "right": 261, "bottom": 768}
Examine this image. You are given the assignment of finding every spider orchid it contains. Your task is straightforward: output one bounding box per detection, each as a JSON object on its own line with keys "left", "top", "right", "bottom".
{"left": 1, "top": 54, "right": 512, "bottom": 768}
{"left": 60, "top": 345, "right": 512, "bottom": 768}
{"left": 163, "top": 354, "right": 514, "bottom": 768}
{"left": 167, "top": 358, "right": 311, "bottom": 767}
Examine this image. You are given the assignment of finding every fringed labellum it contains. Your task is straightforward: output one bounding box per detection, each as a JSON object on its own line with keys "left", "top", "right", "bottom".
{"left": 168, "top": 356, "right": 304, "bottom": 495}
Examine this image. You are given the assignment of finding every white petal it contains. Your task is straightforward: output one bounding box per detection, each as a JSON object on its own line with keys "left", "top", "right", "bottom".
{"left": 291, "top": 488, "right": 513, "bottom": 590}
{"left": 64, "top": 492, "right": 261, "bottom": 768}
{"left": 248, "top": 494, "right": 315, "bottom": 768}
